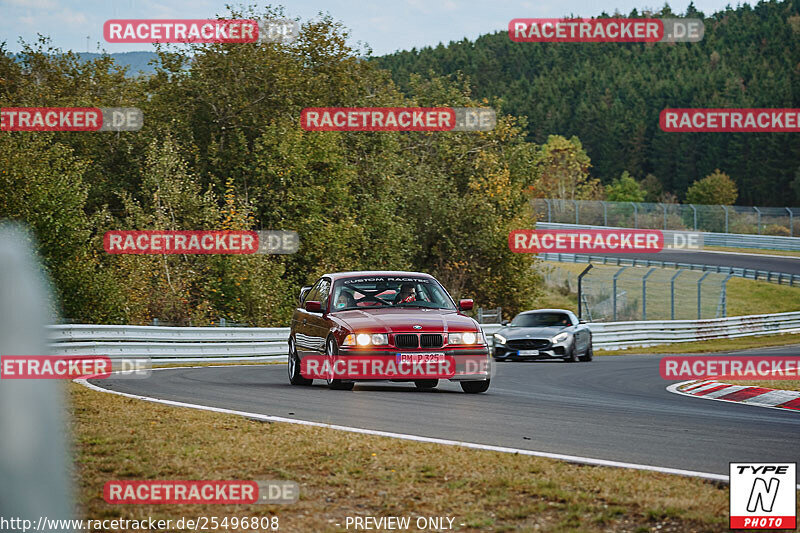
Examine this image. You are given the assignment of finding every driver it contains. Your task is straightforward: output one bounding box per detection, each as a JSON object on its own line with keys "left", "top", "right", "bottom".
{"left": 395, "top": 283, "right": 416, "bottom": 304}
{"left": 335, "top": 291, "right": 355, "bottom": 310}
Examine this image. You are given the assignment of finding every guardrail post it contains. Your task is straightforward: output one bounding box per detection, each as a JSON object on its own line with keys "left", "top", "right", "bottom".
{"left": 697, "top": 271, "right": 711, "bottom": 319}
{"left": 722, "top": 205, "right": 729, "bottom": 233}
{"left": 670, "top": 269, "right": 685, "bottom": 320}
{"left": 631, "top": 202, "right": 638, "bottom": 228}
{"left": 721, "top": 273, "right": 734, "bottom": 317}
{"left": 786, "top": 207, "right": 793, "bottom": 237}
{"left": 690, "top": 204, "right": 697, "bottom": 230}
{"left": 574, "top": 199, "right": 579, "bottom": 225}
{"left": 577, "top": 264, "right": 593, "bottom": 319}
{"left": 612, "top": 266, "right": 629, "bottom": 321}
{"left": 642, "top": 267, "right": 656, "bottom": 320}
{"left": 544, "top": 199, "right": 551, "bottom": 223}
{"left": 602, "top": 201, "right": 607, "bottom": 226}
{"left": 661, "top": 203, "right": 667, "bottom": 230}
{"left": 754, "top": 206, "right": 761, "bottom": 234}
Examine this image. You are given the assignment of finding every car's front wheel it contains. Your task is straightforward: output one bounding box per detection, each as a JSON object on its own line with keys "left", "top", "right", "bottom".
{"left": 326, "top": 337, "right": 354, "bottom": 391}
{"left": 460, "top": 379, "right": 490, "bottom": 394}
{"left": 288, "top": 338, "right": 313, "bottom": 386}
{"left": 579, "top": 343, "right": 593, "bottom": 362}
{"left": 562, "top": 343, "right": 578, "bottom": 363}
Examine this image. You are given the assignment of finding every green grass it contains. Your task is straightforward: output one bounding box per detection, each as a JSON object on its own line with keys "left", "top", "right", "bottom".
{"left": 71, "top": 383, "right": 735, "bottom": 532}
{"left": 596, "top": 333, "right": 800, "bottom": 355}
{"left": 703, "top": 245, "right": 800, "bottom": 258}
{"left": 540, "top": 262, "right": 800, "bottom": 318}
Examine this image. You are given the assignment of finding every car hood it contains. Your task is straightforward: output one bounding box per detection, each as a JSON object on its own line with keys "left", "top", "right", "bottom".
{"left": 496, "top": 326, "right": 567, "bottom": 339}
{"left": 333, "top": 307, "right": 478, "bottom": 333}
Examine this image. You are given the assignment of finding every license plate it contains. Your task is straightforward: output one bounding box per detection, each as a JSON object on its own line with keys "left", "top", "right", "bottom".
{"left": 517, "top": 349, "right": 539, "bottom": 356}
{"left": 397, "top": 352, "right": 446, "bottom": 364}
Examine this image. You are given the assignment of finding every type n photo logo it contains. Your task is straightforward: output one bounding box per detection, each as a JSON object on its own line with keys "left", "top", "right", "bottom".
{"left": 730, "top": 463, "right": 796, "bottom": 529}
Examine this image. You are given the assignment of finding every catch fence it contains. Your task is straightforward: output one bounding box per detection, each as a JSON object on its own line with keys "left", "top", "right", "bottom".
{"left": 543, "top": 263, "right": 734, "bottom": 322}
{"left": 533, "top": 198, "right": 800, "bottom": 237}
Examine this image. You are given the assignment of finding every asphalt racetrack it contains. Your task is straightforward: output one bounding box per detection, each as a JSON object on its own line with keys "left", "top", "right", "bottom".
{"left": 92, "top": 344, "right": 800, "bottom": 477}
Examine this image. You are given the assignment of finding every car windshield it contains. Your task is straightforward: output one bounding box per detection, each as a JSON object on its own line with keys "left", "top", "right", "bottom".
{"left": 510, "top": 312, "right": 572, "bottom": 327}
{"left": 331, "top": 276, "right": 456, "bottom": 311}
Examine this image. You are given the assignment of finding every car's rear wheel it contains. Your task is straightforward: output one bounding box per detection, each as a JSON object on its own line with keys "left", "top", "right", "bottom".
{"left": 326, "top": 337, "right": 354, "bottom": 391}
{"left": 460, "top": 379, "right": 490, "bottom": 393}
{"left": 579, "top": 343, "right": 593, "bottom": 362}
{"left": 414, "top": 379, "right": 439, "bottom": 390}
{"left": 288, "top": 338, "right": 313, "bottom": 386}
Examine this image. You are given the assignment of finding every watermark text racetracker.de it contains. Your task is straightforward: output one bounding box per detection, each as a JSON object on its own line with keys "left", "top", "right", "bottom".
{"left": 103, "top": 480, "right": 298, "bottom": 504}
{"left": 104, "top": 19, "right": 299, "bottom": 44}
{"left": 103, "top": 230, "right": 299, "bottom": 254}
{"left": 0, "top": 355, "right": 150, "bottom": 379}
{"left": 661, "top": 356, "right": 800, "bottom": 380}
{"left": 509, "top": 229, "right": 703, "bottom": 253}
{"left": 301, "top": 354, "right": 492, "bottom": 380}
{"left": 0, "top": 107, "right": 142, "bottom": 132}
{"left": 660, "top": 108, "right": 800, "bottom": 132}
{"left": 300, "top": 107, "right": 496, "bottom": 132}
{"left": 509, "top": 18, "right": 703, "bottom": 43}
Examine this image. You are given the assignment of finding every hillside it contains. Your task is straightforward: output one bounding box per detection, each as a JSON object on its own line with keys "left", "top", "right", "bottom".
{"left": 373, "top": 1, "right": 800, "bottom": 205}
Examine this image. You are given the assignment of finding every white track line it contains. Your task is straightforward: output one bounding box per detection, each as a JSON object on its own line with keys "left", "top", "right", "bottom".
{"left": 75, "top": 365, "right": 733, "bottom": 485}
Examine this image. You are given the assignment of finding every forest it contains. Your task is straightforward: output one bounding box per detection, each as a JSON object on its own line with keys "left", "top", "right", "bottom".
{"left": 373, "top": 0, "right": 800, "bottom": 206}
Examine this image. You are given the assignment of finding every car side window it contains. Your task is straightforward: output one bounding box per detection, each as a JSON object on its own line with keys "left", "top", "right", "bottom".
{"left": 317, "top": 279, "right": 331, "bottom": 310}
{"left": 304, "top": 279, "right": 324, "bottom": 305}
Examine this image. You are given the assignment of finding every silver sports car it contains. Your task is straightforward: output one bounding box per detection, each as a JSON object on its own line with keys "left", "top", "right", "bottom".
{"left": 491, "top": 309, "right": 593, "bottom": 362}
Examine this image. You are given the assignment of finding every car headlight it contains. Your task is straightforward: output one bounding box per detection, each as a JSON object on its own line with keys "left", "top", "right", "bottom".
{"left": 343, "top": 333, "right": 388, "bottom": 346}
{"left": 552, "top": 332, "right": 569, "bottom": 344}
{"left": 493, "top": 333, "right": 507, "bottom": 345}
{"left": 370, "top": 333, "right": 388, "bottom": 345}
{"left": 449, "top": 331, "right": 482, "bottom": 345}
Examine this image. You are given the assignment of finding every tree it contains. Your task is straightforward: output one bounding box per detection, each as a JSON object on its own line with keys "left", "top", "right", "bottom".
{"left": 640, "top": 174, "right": 663, "bottom": 202}
{"left": 685, "top": 169, "right": 738, "bottom": 205}
{"left": 605, "top": 172, "right": 646, "bottom": 202}
{"left": 790, "top": 166, "right": 800, "bottom": 204}
{"left": 530, "top": 135, "right": 601, "bottom": 200}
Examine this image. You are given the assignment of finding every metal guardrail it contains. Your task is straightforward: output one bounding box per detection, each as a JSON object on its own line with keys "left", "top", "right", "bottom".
{"left": 538, "top": 251, "right": 800, "bottom": 286}
{"left": 538, "top": 221, "right": 800, "bottom": 252}
{"left": 48, "top": 311, "right": 800, "bottom": 362}
{"left": 47, "top": 325, "right": 289, "bottom": 363}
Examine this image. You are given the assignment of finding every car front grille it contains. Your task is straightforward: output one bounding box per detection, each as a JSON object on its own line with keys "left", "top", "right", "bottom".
{"left": 394, "top": 334, "right": 419, "bottom": 348}
{"left": 420, "top": 334, "right": 443, "bottom": 348}
{"left": 507, "top": 339, "right": 550, "bottom": 350}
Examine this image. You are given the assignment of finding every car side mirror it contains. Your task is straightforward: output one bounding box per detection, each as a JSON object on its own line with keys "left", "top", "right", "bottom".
{"left": 299, "top": 286, "right": 311, "bottom": 303}
{"left": 458, "top": 299, "right": 474, "bottom": 311}
{"left": 305, "top": 301, "right": 322, "bottom": 313}
{"left": 501, "top": 319, "right": 509, "bottom": 326}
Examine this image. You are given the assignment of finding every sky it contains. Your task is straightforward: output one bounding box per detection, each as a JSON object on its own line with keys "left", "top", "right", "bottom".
{"left": 1, "top": 0, "right": 751, "bottom": 56}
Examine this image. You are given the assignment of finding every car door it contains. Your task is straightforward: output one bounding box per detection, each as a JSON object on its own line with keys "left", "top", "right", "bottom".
{"left": 569, "top": 312, "right": 588, "bottom": 352}
{"left": 305, "top": 278, "right": 332, "bottom": 356}
{"left": 295, "top": 278, "right": 323, "bottom": 357}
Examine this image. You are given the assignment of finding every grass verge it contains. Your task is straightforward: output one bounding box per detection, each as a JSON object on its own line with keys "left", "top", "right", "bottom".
{"left": 719, "top": 379, "right": 800, "bottom": 392}
{"left": 596, "top": 333, "right": 800, "bottom": 356}
{"left": 702, "top": 246, "right": 800, "bottom": 258}
{"left": 542, "top": 262, "right": 800, "bottom": 318}
{"left": 70, "top": 382, "right": 732, "bottom": 532}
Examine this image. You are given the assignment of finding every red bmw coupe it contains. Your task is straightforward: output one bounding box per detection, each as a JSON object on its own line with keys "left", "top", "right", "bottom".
{"left": 288, "top": 271, "right": 491, "bottom": 393}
